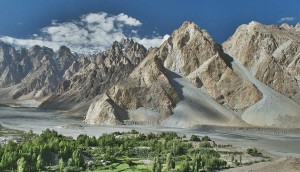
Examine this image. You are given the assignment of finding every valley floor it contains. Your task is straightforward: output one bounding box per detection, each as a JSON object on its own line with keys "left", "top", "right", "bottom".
{"left": 223, "top": 156, "right": 300, "bottom": 172}
{"left": 1, "top": 107, "right": 300, "bottom": 171}
{"left": 1, "top": 124, "right": 299, "bottom": 172}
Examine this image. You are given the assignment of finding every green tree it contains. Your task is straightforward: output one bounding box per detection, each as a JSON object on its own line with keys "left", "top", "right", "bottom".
{"left": 152, "top": 156, "right": 157, "bottom": 172}
{"left": 166, "top": 153, "right": 173, "bottom": 172}
{"left": 36, "top": 155, "right": 43, "bottom": 171}
{"left": 67, "top": 158, "right": 74, "bottom": 167}
{"left": 17, "top": 157, "right": 26, "bottom": 172}
{"left": 156, "top": 160, "right": 162, "bottom": 172}
{"left": 193, "top": 154, "right": 202, "bottom": 172}
{"left": 201, "top": 136, "right": 211, "bottom": 142}
{"left": 120, "top": 144, "right": 124, "bottom": 152}
{"left": 205, "top": 158, "right": 226, "bottom": 170}
{"left": 180, "top": 158, "right": 190, "bottom": 172}
{"left": 152, "top": 156, "right": 161, "bottom": 172}
{"left": 72, "top": 150, "right": 84, "bottom": 168}
{"left": 24, "top": 129, "right": 34, "bottom": 142}
{"left": 172, "top": 160, "right": 176, "bottom": 169}
{"left": 59, "top": 158, "right": 64, "bottom": 172}
{"left": 125, "top": 159, "right": 134, "bottom": 167}
{"left": 190, "top": 135, "right": 200, "bottom": 141}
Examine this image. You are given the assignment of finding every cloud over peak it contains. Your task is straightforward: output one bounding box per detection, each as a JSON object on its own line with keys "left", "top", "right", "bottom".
{"left": 0, "top": 12, "right": 168, "bottom": 54}
{"left": 278, "top": 17, "right": 295, "bottom": 23}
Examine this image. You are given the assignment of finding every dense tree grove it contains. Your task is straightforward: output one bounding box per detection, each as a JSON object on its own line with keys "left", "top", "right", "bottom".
{"left": 0, "top": 129, "right": 228, "bottom": 171}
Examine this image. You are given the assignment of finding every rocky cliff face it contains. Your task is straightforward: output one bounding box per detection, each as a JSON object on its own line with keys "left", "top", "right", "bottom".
{"left": 85, "top": 22, "right": 262, "bottom": 126}
{"left": 85, "top": 22, "right": 300, "bottom": 128}
{"left": 0, "top": 43, "right": 78, "bottom": 105}
{"left": 158, "top": 22, "right": 262, "bottom": 110}
{"left": 223, "top": 21, "right": 300, "bottom": 102}
{"left": 0, "top": 43, "right": 28, "bottom": 87}
{"left": 40, "top": 39, "right": 147, "bottom": 110}
{"left": 85, "top": 48, "right": 181, "bottom": 125}
{"left": 2, "top": 21, "right": 300, "bottom": 128}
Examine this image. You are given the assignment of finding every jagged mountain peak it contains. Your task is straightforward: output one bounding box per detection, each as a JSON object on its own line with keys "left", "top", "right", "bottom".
{"left": 104, "top": 38, "right": 147, "bottom": 67}
{"left": 0, "top": 41, "right": 13, "bottom": 48}
{"left": 223, "top": 21, "right": 300, "bottom": 67}
{"left": 57, "top": 45, "right": 72, "bottom": 54}
{"left": 157, "top": 21, "right": 222, "bottom": 76}
{"left": 0, "top": 42, "right": 17, "bottom": 55}
{"left": 173, "top": 21, "right": 216, "bottom": 45}
{"left": 1, "top": 21, "right": 300, "bottom": 128}
{"left": 295, "top": 22, "right": 300, "bottom": 31}
{"left": 247, "top": 21, "right": 264, "bottom": 28}
{"left": 119, "top": 38, "right": 134, "bottom": 45}
{"left": 85, "top": 22, "right": 263, "bottom": 127}
{"left": 223, "top": 20, "right": 300, "bottom": 125}
{"left": 29, "top": 45, "right": 54, "bottom": 57}
{"left": 110, "top": 38, "right": 146, "bottom": 53}
{"left": 84, "top": 21, "right": 300, "bottom": 128}
{"left": 29, "top": 45, "right": 42, "bottom": 52}
{"left": 177, "top": 21, "right": 210, "bottom": 36}
{"left": 241, "top": 21, "right": 280, "bottom": 31}
{"left": 39, "top": 38, "right": 148, "bottom": 110}
{"left": 280, "top": 23, "right": 294, "bottom": 30}
{"left": 18, "top": 47, "right": 29, "bottom": 54}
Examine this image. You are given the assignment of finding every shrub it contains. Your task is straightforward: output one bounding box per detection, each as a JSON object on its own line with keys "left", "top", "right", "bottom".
{"left": 201, "top": 136, "right": 211, "bottom": 142}
{"left": 247, "top": 147, "right": 262, "bottom": 157}
{"left": 190, "top": 135, "right": 200, "bottom": 142}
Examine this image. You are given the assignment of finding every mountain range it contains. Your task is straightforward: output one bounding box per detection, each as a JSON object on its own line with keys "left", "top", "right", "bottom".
{"left": 0, "top": 21, "right": 300, "bottom": 128}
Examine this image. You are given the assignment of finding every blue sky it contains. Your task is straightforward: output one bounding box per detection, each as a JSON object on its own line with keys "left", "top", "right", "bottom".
{"left": 0, "top": 0, "right": 299, "bottom": 53}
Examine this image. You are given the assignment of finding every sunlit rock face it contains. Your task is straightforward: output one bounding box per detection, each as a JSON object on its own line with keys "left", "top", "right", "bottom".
{"left": 2, "top": 21, "right": 300, "bottom": 128}
{"left": 223, "top": 21, "right": 300, "bottom": 100}
{"left": 85, "top": 22, "right": 262, "bottom": 126}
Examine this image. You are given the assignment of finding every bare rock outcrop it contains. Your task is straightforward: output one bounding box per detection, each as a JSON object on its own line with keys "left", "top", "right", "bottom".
{"left": 85, "top": 94, "right": 128, "bottom": 125}
{"left": 223, "top": 21, "right": 300, "bottom": 101}
{"left": 0, "top": 43, "right": 28, "bottom": 87}
{"left": 0, "top": 41, "right": 84, "bottom": 108}
{"left": 85, "top": 49, "right": 180, "bottom": 125}
{"left": 158, "top": 22, "right": 262, "bottom": 110}
{"left": 158, "top": 22, "right": 223, "bottom": 75}
{"left": 85, "top": 22, "right": 262, "bottom": 125}
{"left": 40, "top": 39, "right": 147, "bottom": 110}
{"left": 0, "top": 44, "right": 73, "bottom": 105}
{"left": 2, "top": 21, "right": 300, "bottom": 129}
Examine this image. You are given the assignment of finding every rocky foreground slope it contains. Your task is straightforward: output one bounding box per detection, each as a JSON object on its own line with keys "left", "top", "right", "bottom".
{"left": 1, "top": 21, "right": 300, "bottom": 128}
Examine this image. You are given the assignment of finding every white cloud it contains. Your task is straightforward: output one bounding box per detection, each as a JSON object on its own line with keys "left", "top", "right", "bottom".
{"left": 133, "top": 34, "right": 170, "bottom": 49}
{"left": 116, "top": 13, "right": 142, "bottom": 26}
{"left": 278, "top": 17, "right": 295, "bottom": 23}
{"left": 0, "top": 12, "right": 168, "bottom": 54}
{"left": 131, "top": 30, "right": 138, "bottom": 34}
